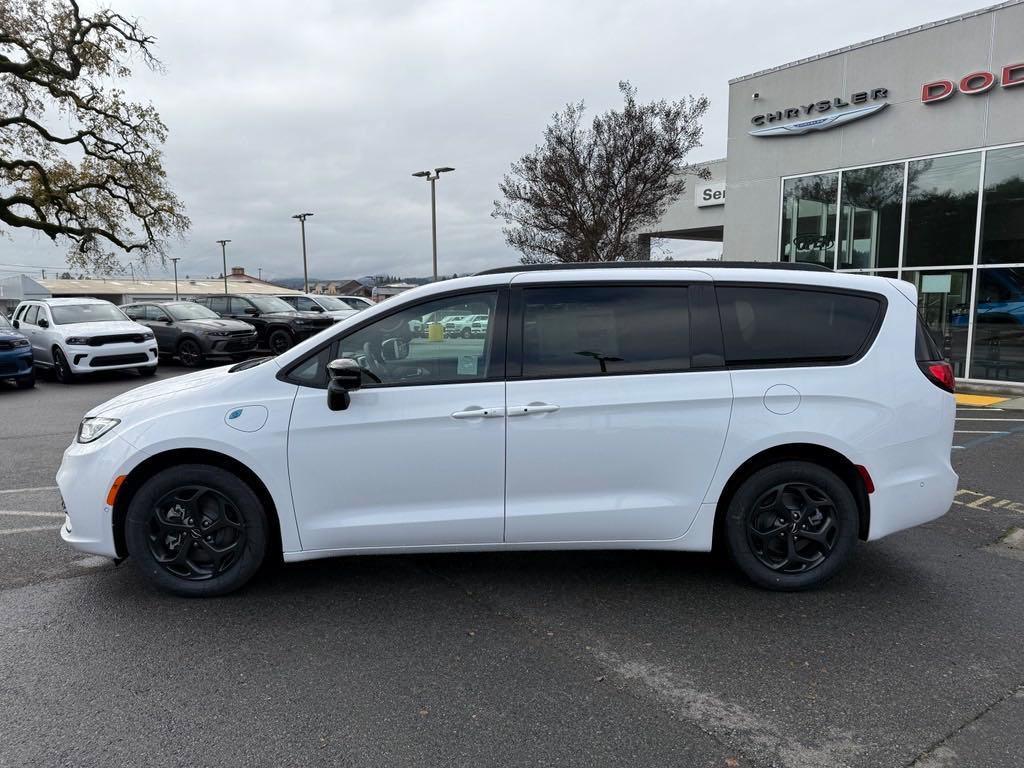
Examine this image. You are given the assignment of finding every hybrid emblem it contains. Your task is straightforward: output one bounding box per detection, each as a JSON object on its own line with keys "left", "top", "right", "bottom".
{"left": 749, "top": 102, "right": 887, "bottom": 137}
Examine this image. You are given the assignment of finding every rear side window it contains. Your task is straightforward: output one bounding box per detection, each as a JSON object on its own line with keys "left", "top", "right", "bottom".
{"left": 716, "top": 285, "right": 883, "bottom": 366}
{"left": 522, "top": 285, "right": 689, "bottom": 378}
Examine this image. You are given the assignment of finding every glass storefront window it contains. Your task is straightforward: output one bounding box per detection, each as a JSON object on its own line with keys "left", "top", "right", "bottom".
{"left": 837, "top": 164, "right": 903, "bottom": 270}
{"left": 903, "top": 153, "right": 981, "bottom": 268}
{"left": 902, "top": 270, "right": 972, "bottom": 377}
{"left": 780, "top": 173, "right": 837, "bottom": 266}
{"left": 979, "top": 146, "right": 1024, "bottom": 265}
{"left": 969, "top": 268, "right": 1024, "bottom": 381}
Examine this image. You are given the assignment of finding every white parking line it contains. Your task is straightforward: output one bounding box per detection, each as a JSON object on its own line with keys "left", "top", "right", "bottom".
{"left": 954, "top": 430, "right": 1010, "bottom": 434}
{"left": 0, "top": 486, "right": 59, "bottom": 495}
{"left": 0, "top": 510, "right": 64, "bottom": 518}
{"left": 957, "top": 408, "right": 1005, "bottom": 412}
{"left": 955, "top": 417, "right": 1024, "bottom": 422}
{"left": 0, "top": 525, "right": 59, "bottom": 536}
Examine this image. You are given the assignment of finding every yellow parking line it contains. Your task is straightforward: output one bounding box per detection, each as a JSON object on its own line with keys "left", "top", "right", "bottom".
{"left": 955, "top": 394, "right": 1009, "bottom": 406}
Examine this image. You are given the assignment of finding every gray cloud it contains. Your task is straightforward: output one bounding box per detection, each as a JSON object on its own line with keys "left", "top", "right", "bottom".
{"left": 2, "top": 0, "right": 986, "bottom": 282}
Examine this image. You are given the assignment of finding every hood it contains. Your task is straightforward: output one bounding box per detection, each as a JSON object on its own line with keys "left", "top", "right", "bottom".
{"left": 89, "top": 365, "right": 239, "bottom": 416}
{"left": 0, "top": 327, "right": 27, "bottom": 342}
{"left": 180, "top": 318, "right": 254, "bottom": 332}
{"left": 325, "top": 310, "right": 357, "bottom": 320}
{"left": 55, "top": 319, "right": 150, "bottom": 337}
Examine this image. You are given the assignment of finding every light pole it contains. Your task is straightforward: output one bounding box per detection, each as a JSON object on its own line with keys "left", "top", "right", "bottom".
{"left": 412, "top": 167, "right": 455, "bottom": 281}
{"left": 216, "top": 239, "right": 231, "bottom": 294}
{"left": 170, "top": 257, "right": 181, "bottom": 300}
{"left": 291, "top": 213, "right": 314, "bottom": 293}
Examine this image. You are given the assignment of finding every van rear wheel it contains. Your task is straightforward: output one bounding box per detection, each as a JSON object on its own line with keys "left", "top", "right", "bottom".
{"left": 725, "top": 461, "right": 858, "bottom": 591}
{"left": 125, "top": 464, "right": 267, "bottom": 597}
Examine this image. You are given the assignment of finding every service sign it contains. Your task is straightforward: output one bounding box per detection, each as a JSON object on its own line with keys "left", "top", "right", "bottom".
{"left": 696, "top": 181, "right": 726, "bottom": 207}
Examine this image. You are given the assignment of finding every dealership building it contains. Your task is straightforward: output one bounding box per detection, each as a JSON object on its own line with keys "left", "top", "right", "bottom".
{"left": 642, "top": 0, "right": 1024, "bottom": 385}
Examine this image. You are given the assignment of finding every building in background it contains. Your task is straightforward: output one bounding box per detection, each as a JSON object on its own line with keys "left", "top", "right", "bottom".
{"left": 641, "top": 0, "right": 1024, "bottom": 385}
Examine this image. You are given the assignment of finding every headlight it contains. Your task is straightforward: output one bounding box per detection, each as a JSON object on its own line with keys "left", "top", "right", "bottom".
{"left": 209, "top": 331, "right": 231, "bottom": 337}
{"left": 66, "top": 336, "right": 90, "bottom": 345}
{"left": 77, "top": 417, "right": 120, "bottom": 444}
{"left": 141, "top": 332, "right": 155, "bottom": 341}
{"left": 13, "top": 338, "right": 29, "bottom": 348}
{"left": 294, "top": 320, "right": 310, "bottom": 326}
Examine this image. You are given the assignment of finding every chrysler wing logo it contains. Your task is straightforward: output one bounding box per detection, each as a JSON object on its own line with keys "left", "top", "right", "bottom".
{"left": 749, "top": 103, "right": 887, "bottom": 137}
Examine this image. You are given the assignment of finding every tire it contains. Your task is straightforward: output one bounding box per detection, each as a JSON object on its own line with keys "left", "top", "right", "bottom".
{"left": 125, "top": 464, "right": 268, "bottom": 597}
{"left": 461, "top": 328, "right": 471, "bottom": 338}
{"left": 15, "top": 372, "right": 35, "bottom": 389}
{"left": 177, "top": 338, "right": 204, "bottom": 368}
{"left": 268, "top": 328, "right": 294, "bottom": 355}
{"left": 52, "top": 347, "right": 76, "bottom": 384}
{"left": 138, "top": 365, "right": 158, "bottom": 377}
{"left": 725, "top": 461, "right": 858, "bottom": 591}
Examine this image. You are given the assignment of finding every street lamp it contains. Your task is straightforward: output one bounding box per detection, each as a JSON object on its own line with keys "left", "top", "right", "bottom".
{"left": 412, "top": 166, "right": 455, "bottom": 281}
{"left": 216, "top": 239, "right": 231, "bottom": 294}
{"left": 170, "top": 257, "right": 181, "bottom": 300}
{"left": 291, "top": 213, "right": 314, "bottom": 293}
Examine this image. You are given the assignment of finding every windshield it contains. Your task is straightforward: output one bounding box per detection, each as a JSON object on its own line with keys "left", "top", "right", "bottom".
{"left": 166, "top": 303, "right": 220, "bottom": 321}
{"left": 0, "top": 314, "right": 11, "bottom": 329}
{"left": 317, "top": 296, "right": 354, "bottom": 311}
{"left": 51, "top": 303, "right": 127, "bottom": 324}
{"left": 249, "top": 296, "right": 296, "bottom": 313}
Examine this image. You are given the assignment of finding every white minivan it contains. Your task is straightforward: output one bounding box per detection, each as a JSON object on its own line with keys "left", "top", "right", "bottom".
{"left": 57, "top": 263, "right": 958, "bottom": 596}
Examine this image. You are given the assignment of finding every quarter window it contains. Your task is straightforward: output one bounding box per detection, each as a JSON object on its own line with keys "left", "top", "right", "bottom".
{"left": 717, "top": 286, "right": 883, "bottom": 366}
{"left": 521, "top": 285, "right": 689, "bottom": 378}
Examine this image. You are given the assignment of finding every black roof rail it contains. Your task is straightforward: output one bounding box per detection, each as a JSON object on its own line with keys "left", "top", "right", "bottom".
{"left": 475, "top": 260, "right": 833, "bottom": 276}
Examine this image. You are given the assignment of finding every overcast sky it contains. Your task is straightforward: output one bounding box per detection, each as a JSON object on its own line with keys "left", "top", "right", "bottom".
{"left": 0, "top": 0, "right": 992, "bottom": 282}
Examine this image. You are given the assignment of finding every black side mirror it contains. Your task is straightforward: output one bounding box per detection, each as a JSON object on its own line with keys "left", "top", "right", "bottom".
{"left": 327, "top": 358, "right": 363, "bottom": 411}
{"left": 38, "top": 317, "right": 49, "bottom": 328}
{"left": 11, "top": 319, "right": 19, "bottom": 329}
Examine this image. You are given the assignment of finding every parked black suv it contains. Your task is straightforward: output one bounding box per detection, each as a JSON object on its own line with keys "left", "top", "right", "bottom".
{"left": 194, "top": 294, "right": 335, "bottom": 354}
{"left": 122, "top": 301, "right": 258, "bottom": 367}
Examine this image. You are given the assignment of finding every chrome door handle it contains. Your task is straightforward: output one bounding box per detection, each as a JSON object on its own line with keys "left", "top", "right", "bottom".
{"left": 507, "top": 403, "right": 560, "bottom": 417}
{"left": 451, "top": 406, "right": 506, "bottom": 419}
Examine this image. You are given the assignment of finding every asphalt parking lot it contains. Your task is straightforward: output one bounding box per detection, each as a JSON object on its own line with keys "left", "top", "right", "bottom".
{"left": 1, "top": 367, "right": 1023, "bottom": 768}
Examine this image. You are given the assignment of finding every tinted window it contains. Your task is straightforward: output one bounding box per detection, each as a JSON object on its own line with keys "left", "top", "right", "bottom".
{"left": 717, "top": 286, "right": 882, "bottom": 365}
{"left": 278, "top": 296, "right": 299, "bottom": 309}
{"left": 123, "top": 305, "right": 145, "bottom": 320}
{"left": 289, "top": 292, "right": 499, "bottom": 388}
{"left": 23, "top": 306, "right": 39, "bottom": 325}
{"left": 297, "top": 297, "right": 320, "bottom": 312}
{"left": 522, "top": 286, "right": 689, "bottom": 378}
{"left": 206, "top": 296, "right": 228, "bottom": 315}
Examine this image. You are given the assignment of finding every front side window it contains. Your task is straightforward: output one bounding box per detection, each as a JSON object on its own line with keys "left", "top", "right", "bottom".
{"left": 904, "top": 153, "right": 981, "bottom": 267}
{"left": 780, "top": 173, "right": 838, "bottom": 266}
{"left": 522, "top": 285, "right": 689, "bottom": 378}
{"left": 123, "top": 305, "right": 145, "bottom": 320}
{"left": 206, "top": 296, "right": 228, "bottom": 315}
{"left": 297, "top": 297, "right": 321, "bottom": 312}
{"left": 23, "top": 305, "right": 39, "bottom": 325}
{"left": 50, "top": 303, "right": 126, "bottom": 324}
{"left": 717, "top": 285, "right": 883, "bottom": 366}
{"left": 289, "top": 292, "right": 499, "bottom": 388}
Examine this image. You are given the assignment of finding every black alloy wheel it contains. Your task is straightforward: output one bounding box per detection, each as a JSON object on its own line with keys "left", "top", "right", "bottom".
{"left": 745, "top": 482, "right": 839, "bottom": 573}
{"left": 53, "top": 347, "right": 75, "bottom": 383}
{"left": 125, "top": 464, "right": 268, "bottom": 596}
{"left": 725, "top": 461, "right": 858, "bottom": 591}
{"left": 146, "top": 485, "right": 246, "bottom": 581}
{"left": 268, "top": 328, "right": 293, "bottom": 355}
{"left": 178, "top": 338, "right": 204, "bottom": 368}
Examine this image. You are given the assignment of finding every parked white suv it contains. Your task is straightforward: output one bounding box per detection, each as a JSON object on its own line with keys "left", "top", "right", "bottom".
{"left": 13, "top": 298, "right": 158, "bottom": 383}
{"left": 57, "top": 263, "right": 957, "bottom": 596}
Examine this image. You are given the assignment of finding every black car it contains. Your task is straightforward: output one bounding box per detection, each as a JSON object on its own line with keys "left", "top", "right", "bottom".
{"left": 193, "top": 294, "right": 335, "bottom": 354}
{"left": 122, "top": 301, "right": 259, "bottom": 367}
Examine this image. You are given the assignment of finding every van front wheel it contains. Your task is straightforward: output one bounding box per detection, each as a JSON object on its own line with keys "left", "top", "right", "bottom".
{"left": 725, "top": 461, "right": 858, "bottom": 591}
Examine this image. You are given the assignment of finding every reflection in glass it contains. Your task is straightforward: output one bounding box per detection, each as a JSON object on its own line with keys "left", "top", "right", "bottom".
{"left": 838, "top": 164, "right": 903, "bottom": 270}
{"left": 980, "top": 146, "right": 1024, "bottom": 265}
{"left": 904, "top": 153, "right": 981, "bottom": 267}
{"left": 780, "top": 173, "right": 838, "bottom": 266}
{"left": 902, "top": 270, "right": 972, "bottom": 376}
{"left": 969, "top": 268, "right": 1024, "bottom": 381}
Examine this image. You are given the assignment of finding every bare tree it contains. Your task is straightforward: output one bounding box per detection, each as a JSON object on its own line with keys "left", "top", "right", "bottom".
{"left": 493, "top": 81, "right": 708, "bottom": 263}
{"left": 0, "top": 0, "right": 188, "bottom": 272}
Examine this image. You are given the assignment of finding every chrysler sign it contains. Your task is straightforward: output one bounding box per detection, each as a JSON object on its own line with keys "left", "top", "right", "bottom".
{"left": 750, "top": 88, "right": 888, "bottom": 137}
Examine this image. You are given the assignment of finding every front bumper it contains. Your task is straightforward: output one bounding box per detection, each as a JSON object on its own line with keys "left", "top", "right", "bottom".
{"left": 203, "top": 334, "right": 258, "bottom": 356}
{"left": 64, "top": 341, "right": 158, "bottom": 372}
{"left": 0, "top": 349, "right": 33, "bottom": 379}
{"left": 57, "top": 433, "right": 142, "bottom": 558}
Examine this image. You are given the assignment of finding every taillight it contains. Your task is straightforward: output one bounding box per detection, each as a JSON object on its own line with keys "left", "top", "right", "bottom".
{"left": 919, "top": 360, "right": 955, "bottom": 393}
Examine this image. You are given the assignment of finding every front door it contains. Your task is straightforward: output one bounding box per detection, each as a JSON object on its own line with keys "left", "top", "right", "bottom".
{"left": 504, "top": 281, "right": 733, "bottom": 544}
{"left": 286, "top": 288, "right": 508, "bottom": 551}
